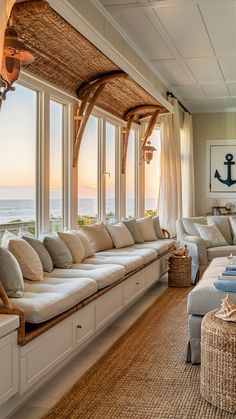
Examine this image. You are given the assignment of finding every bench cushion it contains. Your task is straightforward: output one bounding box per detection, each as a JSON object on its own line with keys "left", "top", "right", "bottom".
{"left": 44, "top": 263, "right": 125, "bottom": 289}
{"left": 9, "top": 277, "right": 97, "bottom": 323}
{"left": 83, "top": 255, "right": 143, "bottom": 274}
{"left": 133, "top": 239, "right": 175, "bottom": 255}
{"left": 96, "top": 247, "right": 156, "bottom": 264}
{"left": 187, "top": 257, "right": 236, "bottom": 316}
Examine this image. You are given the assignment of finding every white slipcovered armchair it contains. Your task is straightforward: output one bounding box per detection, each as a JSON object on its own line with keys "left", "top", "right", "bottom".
{"left": 176, "top": 216, "right": 236, "bottom": 282}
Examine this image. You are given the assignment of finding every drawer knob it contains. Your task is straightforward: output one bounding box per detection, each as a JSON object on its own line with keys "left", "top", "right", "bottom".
{"left": 136, "top": 282, "right": 140, "bottom": 285}
{"left": 77, "top": 324, "right": 82, "bottom": 329}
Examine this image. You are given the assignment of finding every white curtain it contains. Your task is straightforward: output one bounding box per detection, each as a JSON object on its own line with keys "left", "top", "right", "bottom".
{"left": 158, "top": 98, "right": 182, "bottom": 235}
{"left": 0, "top": 0, "right": 16, "bottom": 75}
{"left": 181, "top": 112, "right": 195, "bottom": 217}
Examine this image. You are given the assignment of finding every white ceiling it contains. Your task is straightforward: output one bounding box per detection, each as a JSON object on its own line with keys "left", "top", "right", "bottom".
{"left": 98, "top": 0, "right": 236, "bottom": 113}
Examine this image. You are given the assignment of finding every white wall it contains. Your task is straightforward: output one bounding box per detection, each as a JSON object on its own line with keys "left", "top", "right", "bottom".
{"left": 193, "top": 112, "right": 236, "bottom": 215}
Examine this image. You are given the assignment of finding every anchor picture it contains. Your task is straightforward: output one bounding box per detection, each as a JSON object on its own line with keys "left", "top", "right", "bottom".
{"left": 207, "top": 140, "right": 236, "bottom": 196}
{"left": 214, "top": 154, "right": 236, "bottom": 187}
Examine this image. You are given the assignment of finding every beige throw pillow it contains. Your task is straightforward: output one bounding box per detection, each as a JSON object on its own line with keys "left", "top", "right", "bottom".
{"left": 106, "top": 222, "right": 134, "bottom": 249}
{"left": 80, "top": 222, "right": 113, "bottom": 253}
{"left": 194, "top": 223, "right": 228, "bottom": 247}
{"left": 136, "top": 216, "right": 157, "bottom": 242}
{"left": 57, "top": 230, "right": 85, "bottom": 263}
{"left": 73, "top": 230, "right": 94, "bottom": 259}
{"left": 2, "top": 231, "right": 44, "bottom": 281}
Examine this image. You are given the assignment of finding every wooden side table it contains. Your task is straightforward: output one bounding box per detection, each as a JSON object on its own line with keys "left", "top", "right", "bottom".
{"left": 201, "top": 310, "right": 236, "bottom": 414}
{"left": 168, "top": 255, "right": 192, "bottom": 287}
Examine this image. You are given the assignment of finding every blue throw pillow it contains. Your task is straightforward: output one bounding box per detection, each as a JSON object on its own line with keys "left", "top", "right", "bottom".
{"left": 214, "top": 279, "right": 236, "bottom": 293}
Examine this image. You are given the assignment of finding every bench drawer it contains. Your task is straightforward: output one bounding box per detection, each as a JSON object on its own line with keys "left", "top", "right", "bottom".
{"left": 95, "top": 287, "right": 123, "bottom": 331}
{"left": 20, "top": 322, "right": 73, "bottom": 393}
{"left": 73, "top": 305, "right": 94, "bottom": 346}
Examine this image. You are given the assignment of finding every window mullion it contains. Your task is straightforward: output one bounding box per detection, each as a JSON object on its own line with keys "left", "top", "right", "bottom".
{"left": 41, "top": 90, "right": 50, "bottom": 233}
{"left": 98, "top": 117, "right": 105, "bottom": 222}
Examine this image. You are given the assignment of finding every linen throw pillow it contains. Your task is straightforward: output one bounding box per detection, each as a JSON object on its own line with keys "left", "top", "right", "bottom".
{"left": 57, "top": 230, "right": 85, "bottom": 263}
{"left": 80, "top": 222, "right": 113, "bottom": 252}
{"left": 207, "top": 216, "right": 232, "bottom": 245}
{"left": 0, "top": 247, "right": 24, "bottom": 298}
{"left": 230, "top": 217, "right": 236, "bottom": 245}
{"left": 121, "top": 219, "right": 144, "bottom": 244}
{"left": 2, "top": 231, "right": 44, "bottom": 281}
{"left": 106, "top": 222, "right": 134, "bottom": 249}
{"left": 194, "top": 223, "right": 228, "bottom": 247}
{"left": 22, "top": 235, "right": 53, "bottom": 273}
{"left": 153, "top": 216, "right": 165, "bottom": 239}
{"left": 43, "top": 234, "right": 73, "bottom": 268}
{"left": 73, "top": 230, "right": 94, "bottom": 259}
{"left": 136, "top": 216, "right": 157, "bottom": 242}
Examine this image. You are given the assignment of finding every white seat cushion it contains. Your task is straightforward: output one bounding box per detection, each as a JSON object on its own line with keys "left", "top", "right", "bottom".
{"left": 9, "top": 277, "right": 97, "bottom": 323}
{"left": 44, "top": 263, "right": 125, "bottom": 289}
{"left": 187, "top": 257, "right": 236, "bottom": 316}
{"left": 83, "top": 255, "right": 143, "bottom": 274}
{"left": 96, "top": 247, "right": 156, "bottom": 264}
{"left": 133, "top": 240, "right": 173, "bottom": 255}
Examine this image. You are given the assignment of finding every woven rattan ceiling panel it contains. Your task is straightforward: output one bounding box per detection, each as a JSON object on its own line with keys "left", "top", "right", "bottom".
{"left": 12, "top": 0, "right": 167, "bottom": 120}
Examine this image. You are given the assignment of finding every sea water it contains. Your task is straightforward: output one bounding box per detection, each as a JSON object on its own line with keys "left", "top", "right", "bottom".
{"left": 0, "top": 198, "right": 157, "bottom": 224}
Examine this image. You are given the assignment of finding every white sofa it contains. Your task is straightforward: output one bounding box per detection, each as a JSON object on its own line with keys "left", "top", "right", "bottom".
{"left": 176, "top": 215, "right": 236, "bottom": 281}
{"left": 0, "top": 224, "right": 175, "bottom": 418}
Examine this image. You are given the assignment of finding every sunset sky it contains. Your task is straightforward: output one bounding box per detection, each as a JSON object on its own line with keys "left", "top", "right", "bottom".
{"left": 0, "top": 83, "right": 160, "bottom": 202}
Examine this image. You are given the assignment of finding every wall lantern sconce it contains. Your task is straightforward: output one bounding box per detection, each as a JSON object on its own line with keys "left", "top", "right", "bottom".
{"left": 0, "top": 24, "right": 34, "bottom": 108}
{"left": 142, "top": 140, "right": 157, "bottom": 164}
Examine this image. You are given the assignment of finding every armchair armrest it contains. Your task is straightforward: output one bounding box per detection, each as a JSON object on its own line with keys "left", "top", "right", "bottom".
{"left": 179, "top": 234, "right": 207, "bottom": 266}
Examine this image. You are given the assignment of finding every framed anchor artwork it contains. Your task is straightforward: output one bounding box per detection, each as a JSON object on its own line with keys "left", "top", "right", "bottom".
{"left": 206, "top": 139, "right": 236, "bottom": 198}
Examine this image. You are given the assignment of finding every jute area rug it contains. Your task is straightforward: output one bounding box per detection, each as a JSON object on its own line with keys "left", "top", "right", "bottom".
{"left": 43, "top": 287, "right": 235, "bottom": 419}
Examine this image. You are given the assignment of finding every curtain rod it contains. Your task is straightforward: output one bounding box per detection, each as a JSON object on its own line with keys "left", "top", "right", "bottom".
{"left": 166, "top": 91, "right": 191, "bottom": 114}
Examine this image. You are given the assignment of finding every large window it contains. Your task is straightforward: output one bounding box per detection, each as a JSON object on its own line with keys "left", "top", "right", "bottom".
{"left": 144, "top": 128, "right": 161, "bottom": 216}
{"left": 126, "top": 129, "right": 136, "bottom": 217}
{"left": 78, "top": 116, "right": 98, "bottom": 225}
{"left": 0, "top": 83, "right": 37, "bottom": 238}
{"left": 105, "top": 122, "right": 116, "bottom": 221}
{"left": 49, "top": 100, "right": 64, "bottom": 232}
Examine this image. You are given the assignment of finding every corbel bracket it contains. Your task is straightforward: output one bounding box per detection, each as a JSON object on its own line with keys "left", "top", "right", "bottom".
{"left": 122, "top": 104, "right": 165, "bottom": 174}
{"left": 73, "top": 71, "right": 127, "bottom": 167}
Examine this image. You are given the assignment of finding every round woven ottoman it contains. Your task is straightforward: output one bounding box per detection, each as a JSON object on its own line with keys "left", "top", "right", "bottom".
{"left": 168, "top": 255, "right": 192, "bottom": 287}
{"left": 201, "top": 310, "right": 236, "bottom": 414}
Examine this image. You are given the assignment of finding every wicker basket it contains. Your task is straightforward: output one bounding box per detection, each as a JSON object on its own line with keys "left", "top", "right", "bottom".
{"left": 168, "top": 255, "right": 192, "bottom": 287}
{"left": 201, "top": 310, "right": 236, "bottom": 414}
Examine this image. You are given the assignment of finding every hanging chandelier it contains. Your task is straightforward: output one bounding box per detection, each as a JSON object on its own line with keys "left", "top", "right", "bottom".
{"left": 0, "top": 25, "right": 34, "bottom": 108}
{"left": 142, "top": 140, "right": 157, "bottom": 164}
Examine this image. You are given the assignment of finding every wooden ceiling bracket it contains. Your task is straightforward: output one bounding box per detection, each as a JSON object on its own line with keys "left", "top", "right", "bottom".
{"left": 141, "top": 109, "right": 160, "bottom": 150}
{"left": 73, "top": 72, "right": 127, "bottom": 168}
{"left": 78, "top": 71, "right": 127, "bottom": 99}
{"left": 122, "top": 104, "right": 164, "bottom": 174}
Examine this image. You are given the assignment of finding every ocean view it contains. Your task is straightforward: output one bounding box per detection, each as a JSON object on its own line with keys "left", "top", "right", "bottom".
{"left": 0, "top": 198, "right": 157, "bottom": 224}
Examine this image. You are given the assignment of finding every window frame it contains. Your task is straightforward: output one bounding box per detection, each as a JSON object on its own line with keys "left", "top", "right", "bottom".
{"left": 2, "top": 71, "right": 143, "bottom": 234}
{"left": 18, "top": 72, "right": 74, "bottom": 233}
